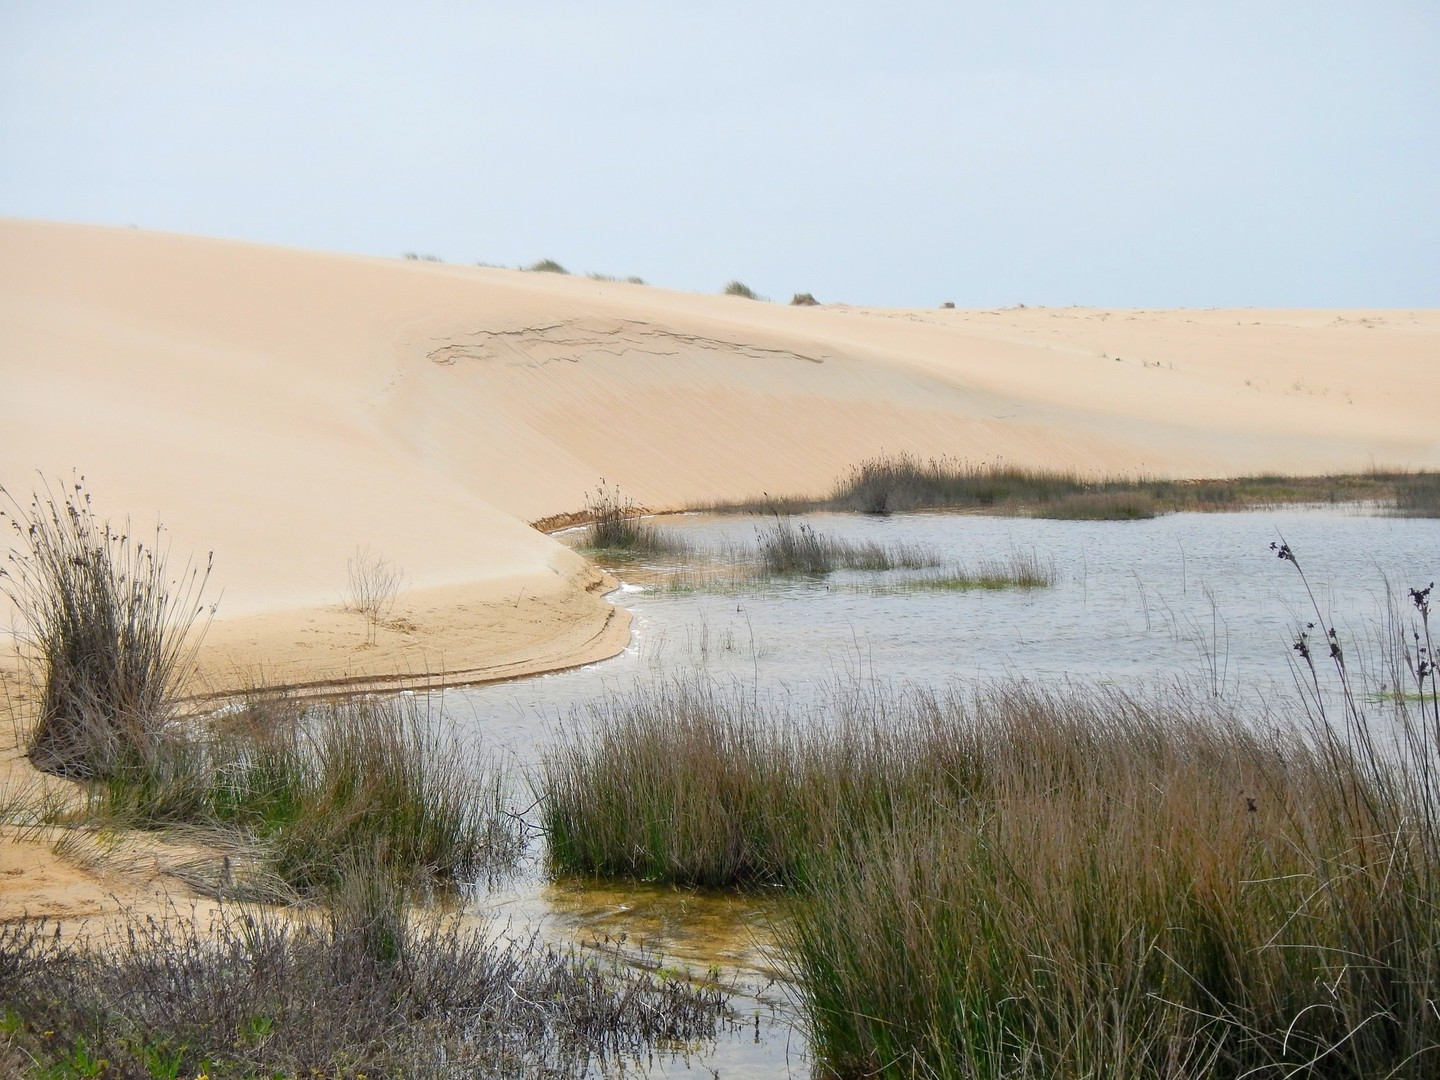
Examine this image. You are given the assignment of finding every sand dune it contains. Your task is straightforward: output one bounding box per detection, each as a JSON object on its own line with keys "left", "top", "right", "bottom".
{"left": 2, "top": 218, "right": 1437, "bottom": 924}
{"left": 2, "top": 218, "right": 1437, "bottom": 692}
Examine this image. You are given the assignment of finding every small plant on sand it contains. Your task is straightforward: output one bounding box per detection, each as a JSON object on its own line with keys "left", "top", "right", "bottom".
{"left": 0, "top": 476, "right": 214, "bottom": 779}
{"left": 722, "top": 280, "right": 760, "bottom": 299}
{"left": 528, "top": 258, "right": 569, "bottom": 274}
{"left": 345, "top": 545, "right": 404, "bottom": 645}
{"left": 790, "top": 292, "right": 819, "bottom": 306}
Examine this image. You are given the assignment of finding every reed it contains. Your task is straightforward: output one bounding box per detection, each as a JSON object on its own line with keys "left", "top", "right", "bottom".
{"left": 830, "top": 453, "right": 1089, "bottom": 514}
{"left": 1395, "top": 472, "right": 1440, "bottom": 517}
{"left": 541, "top": 645, "right": 1440, "bottom": 1075}
{"left": 868, "top": 549, "right": 1058, "bottom": 592}
{"left": 782, "top": 679, "right": 1440, "bottom": 1078}
{"left": 754, "top": 515, "right": 938, "bottom": 575}
{"left": 582, "top": 481, "right": 686, "bottom": 556}
{"left": 819, "top": 453, "right": 1440, "bottom": 520}
{"left": 1036, "top": 489, "right": 1161, "bottom": 520}
{"left": 0, "top": 476, "right": 214, "bottom": 779}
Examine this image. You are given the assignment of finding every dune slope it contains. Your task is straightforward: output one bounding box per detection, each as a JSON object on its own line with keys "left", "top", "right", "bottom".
{"left": 2, "top": 219, "right": 1437, "bottom": 691}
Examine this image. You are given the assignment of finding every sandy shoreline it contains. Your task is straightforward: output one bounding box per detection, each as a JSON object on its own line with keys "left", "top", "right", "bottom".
{"left": 2, "top": 217, "right": 1437, "bottom": 923}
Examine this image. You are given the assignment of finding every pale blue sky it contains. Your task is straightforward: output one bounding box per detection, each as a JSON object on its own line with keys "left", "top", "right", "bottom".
{"left": 2, "top": 1, "right": 1436, "bottom": 307}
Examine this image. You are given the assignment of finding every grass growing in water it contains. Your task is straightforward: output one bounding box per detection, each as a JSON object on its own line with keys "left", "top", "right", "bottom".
{"left": 867, "top": 549, "right": 1057, "bottom": 591}
{"left": 1396, "top": 471, "right": 1440, "bottom": 517}
{"left": 753, "top": 515, "right": 938, "bottom": 575}
{"left": 581, "top": 482, "right": 686, "bottom": 557}
{"left": 541, "top": 571, "right": 1440, "bottom": 1077}
{"left": 811, "top": 453, "right": 1440, "bottom": 520}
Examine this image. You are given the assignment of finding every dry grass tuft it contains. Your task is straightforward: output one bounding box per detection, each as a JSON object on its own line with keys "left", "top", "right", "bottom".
{"left": 0, "top": 475, "right": 214, "bottom": 779}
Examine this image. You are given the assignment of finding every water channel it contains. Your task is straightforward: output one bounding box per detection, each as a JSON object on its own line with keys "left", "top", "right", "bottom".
{"left": 442, "top": 506, "right": 1438, "bottom": 1077}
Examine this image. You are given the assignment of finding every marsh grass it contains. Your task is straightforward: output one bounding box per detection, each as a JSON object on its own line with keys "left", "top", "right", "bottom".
{"left": 581, "top": 482, "right": 687, "bottom": 558}
{"left": 753, "top": 515, "right": 938, "bottom": 575}
{"left": 0, "top": 476, "right": 214, "bottom": 780}
{"left": 0, "top": 879, "right": 728, "bottom": 1078}
{"left": 1395, "top": 472, "right": 1440, "bottom": 517}
{"left": 1039, "top": 489, "right": 1161, "bottom": 520}
{"left": 832, "top": 454, "right": 1090, "bottom": 514}
{"left": 541, "top": 618, "right": 1440, "bottom": 1077}
{"left": 783, "top": 677, "right": 1440, "bottom": 1078}
{"left": 865, "top": 549, "right": 1057, "bottom": 592}
{"left": 793, "top": 453, "right": 1440, "bottom": 521}
{"left": 91, "top": 694, "right": 521, "bottom": 898}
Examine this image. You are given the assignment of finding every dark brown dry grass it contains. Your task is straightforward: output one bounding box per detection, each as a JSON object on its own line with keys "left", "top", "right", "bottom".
{"left": 0, "top": 880, "right": 729, "bottom": 1078}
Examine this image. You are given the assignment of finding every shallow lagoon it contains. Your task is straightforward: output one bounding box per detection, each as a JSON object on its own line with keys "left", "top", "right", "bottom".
{"left": 443, "top": 506, "right": 1438, "bottom": 1077}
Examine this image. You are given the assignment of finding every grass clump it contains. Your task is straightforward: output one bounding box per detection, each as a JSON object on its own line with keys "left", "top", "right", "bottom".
{"left": 754, "top": 515, "right": 938, "bottom": 575}
{"left": 581, "top": 482, "right": 685, "bottom": 557}
{"left": 1395, "top": 471, "right": 1440, "bottom": 517}
{"left": 528, "top": 258, "right": 569, "bottom": 273}
{"left": 544, "top": 675, "right": 1440, "bottom": 1077}
{"left": 722, "top": 280, "right": 760, "bottom": 299}
{"left": 871, "top": 549, "right": 1057, "bottom": 592}
{"left": 0, "top": 877, "right": 728, "bottom": 1077}
{"left": 831, "top": 453, "right": 1089, "bottom": 515}
{"left": 0, "top": 476, "right": 214, "bottom": 780}
{"left": 93, "top": 694, "right": 520, "bottom": 898}
{"left": 586, "top": 271, "right": 648, "bottom": 285}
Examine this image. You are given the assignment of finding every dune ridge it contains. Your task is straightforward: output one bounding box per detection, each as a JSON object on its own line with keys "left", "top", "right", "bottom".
{"left": 2, "top": 218, "right": 1437, "bottom": 693}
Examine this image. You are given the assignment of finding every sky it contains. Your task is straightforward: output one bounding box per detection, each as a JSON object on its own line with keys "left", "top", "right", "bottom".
{"left": 2, "top": 1, "right": 1437, "bottom": 308}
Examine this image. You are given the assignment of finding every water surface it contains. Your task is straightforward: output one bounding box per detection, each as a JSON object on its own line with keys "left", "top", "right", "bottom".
{"left": 446, "top": 506, "right": 1438, "bottom": 1076}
